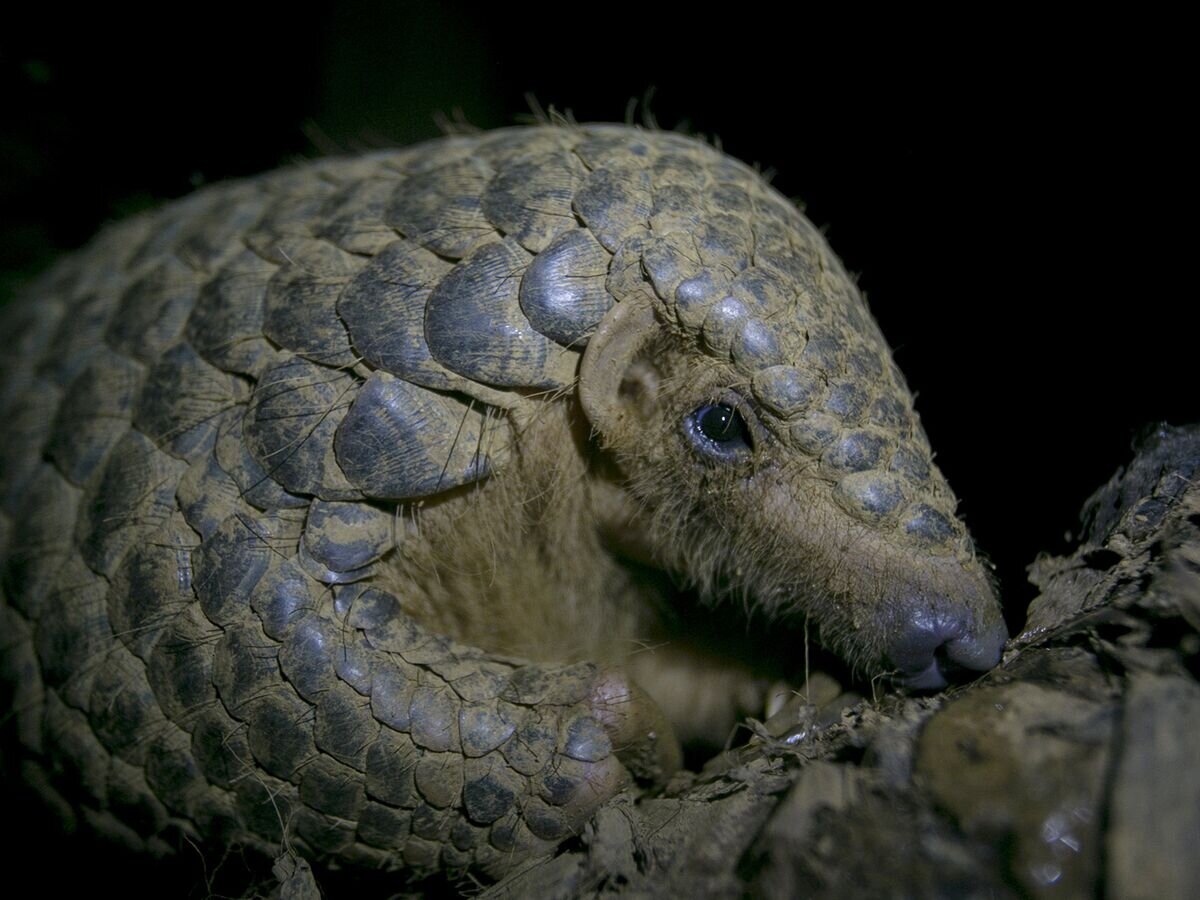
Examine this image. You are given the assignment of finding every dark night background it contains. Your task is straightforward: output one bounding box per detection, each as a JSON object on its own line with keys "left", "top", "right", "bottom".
{"left": 1, "top": 6, "right": 1192, "bottom": 895}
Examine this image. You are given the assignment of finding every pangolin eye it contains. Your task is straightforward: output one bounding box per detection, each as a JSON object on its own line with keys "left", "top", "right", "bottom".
{"left": 686, "top": 402, "right": 753, "bottom": 461}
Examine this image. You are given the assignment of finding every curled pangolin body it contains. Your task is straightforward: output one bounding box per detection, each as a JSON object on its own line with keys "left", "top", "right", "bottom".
{"left": 0, "top": 124, "right": 1002, "bottom": 879}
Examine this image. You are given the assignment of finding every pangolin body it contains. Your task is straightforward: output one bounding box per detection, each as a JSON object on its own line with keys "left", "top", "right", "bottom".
{"left": 0, "top": 124, "right": 1006, "bottom": 880}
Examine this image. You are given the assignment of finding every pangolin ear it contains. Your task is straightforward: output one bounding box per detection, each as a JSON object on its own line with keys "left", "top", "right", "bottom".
{"left": 578, "top": 295, "right": 660, "bottom": 439}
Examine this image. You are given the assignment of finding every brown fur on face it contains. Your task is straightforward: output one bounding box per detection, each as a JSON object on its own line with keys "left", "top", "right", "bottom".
{"left": 376, "top": 396, "right": 658, "bottom": 667}
{"left": 586, "top": 326, "right": 1000, "bottom": 680}
{"left": 372, "top": 362, "right": 792, "bottom": 745}
{"left": 376, "top": 312, "right": 998, "bottom": 746}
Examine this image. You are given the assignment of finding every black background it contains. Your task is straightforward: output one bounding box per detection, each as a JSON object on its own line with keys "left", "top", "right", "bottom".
{"left": 0, "top": 6, "right": 1192, "bottom": 891}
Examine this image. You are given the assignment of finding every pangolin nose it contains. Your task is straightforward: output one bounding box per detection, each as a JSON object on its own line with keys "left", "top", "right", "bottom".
{"left": 886, "top": 603, "right": 1008, "bottom": 690}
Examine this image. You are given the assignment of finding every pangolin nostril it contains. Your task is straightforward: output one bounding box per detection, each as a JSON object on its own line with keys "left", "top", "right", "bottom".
{"left": 889, "top": 606, "right": 1008, "bottom": 691}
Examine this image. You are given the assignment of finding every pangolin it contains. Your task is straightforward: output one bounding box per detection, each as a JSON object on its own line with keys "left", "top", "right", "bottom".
{"left": 0, "top": 123, "right": 1007, "bottom": 881}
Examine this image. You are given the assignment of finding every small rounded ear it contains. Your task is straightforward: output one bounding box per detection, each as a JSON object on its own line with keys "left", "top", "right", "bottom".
{"left": 579, "top": 295, "right": 659, "bottom": 438}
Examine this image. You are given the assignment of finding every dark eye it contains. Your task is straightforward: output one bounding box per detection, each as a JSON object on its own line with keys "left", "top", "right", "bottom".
{"left": 697, "top": 404, "right": 744, "bottom": 442}
{"left": 686, "top": 402, "right": 753, "bottom": 461}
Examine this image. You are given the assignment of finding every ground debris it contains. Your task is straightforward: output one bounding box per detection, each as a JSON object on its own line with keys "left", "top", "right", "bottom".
{"left": 1107, "top": 673, "right": 1200, "bottom": 900}
{"left": 272, "top": 853, "right": 321, "bottom": 900}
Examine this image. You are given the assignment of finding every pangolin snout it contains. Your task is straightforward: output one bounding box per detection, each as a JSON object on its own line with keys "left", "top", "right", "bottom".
{"left": 883, "top": 585, "right": 1008, "bottom": 690}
